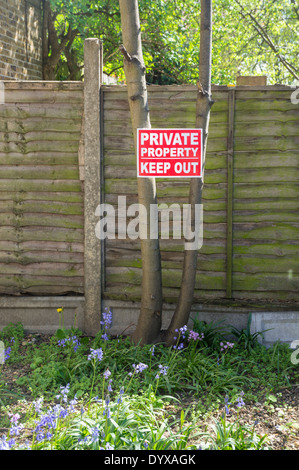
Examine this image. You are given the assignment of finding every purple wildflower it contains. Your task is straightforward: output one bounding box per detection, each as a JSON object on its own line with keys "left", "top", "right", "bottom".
{"left": 236, "top": 391, "right": 245, "bottom": 408}
{"left": 220, "top": 341, "right": 234, "bottom": 352}
{"left": 4, "top": 347, "right": 11, "bottom": 361}
{"left": 58, "top": 335, "right": 81, "bottom": 352}
{"left": 107, "top": 380, "right": 113, "bottom": 392}
{"left": 224, "top": 395, "right": 232, "bottom": 415}
{"left": 103, "top": 396, "right": 111, "bottom": 418}
{"left": 8, "top": 438, "right": 15, "bottom": 448}
{"left": 100, "top": 307, "right": 112, "bottom": 329}
{"left": 69, "top": 395, "right": 78, "bottom": 413}
{"left": 88, "top": 348, "right": 103, "bottom": 362}
{"left": 9, "top": 413, "right": 24, "bottom": 437}
{"left": 0, "top": 435, "right": 9, "bottom": 450}
{"left": 155, "top": 364, "right": 169, "bottom": 379}
{"left": 103, "top": 369, "right": 111, "bottom": 380}
{"left": 33, "top": 397, "right": 44, "bottom": 414}
{"left": 188, "top": 330, "right": 204, "bottom": 342}
{"left": 132, "top": 363, "right": 148, "bottom": 374}
{"left": 117, "top": 387, "right": 124, "bottom": 404}
{"left": 56, "top": 383, "right": 70, "bottom": 403}
{"left": 90, "top": 426, "right": 100, "bottom": 443}
{"left": 105, "top": 442, "right": 114, "bottom": 450}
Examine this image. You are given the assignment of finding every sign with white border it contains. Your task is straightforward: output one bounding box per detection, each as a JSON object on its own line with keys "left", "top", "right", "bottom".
{"left": 137, "top": 128, "right": 202, "bottom": 178}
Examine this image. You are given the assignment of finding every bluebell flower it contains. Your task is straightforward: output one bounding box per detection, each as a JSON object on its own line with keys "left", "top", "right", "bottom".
{"left": 224, "top": 395, "right": 232, "bottom": 415}
{"left": 132, "top": 363, "right": 148, "bottom": 374}
{"left": 69, "top": 395, "right": 78, "bottom": 413}
{"left": 90, "top": 426, "right": 100, "bottom": 443}
{"left": 33, "top": 397, "right": 44, "bottom": 414}
{"left": 103, "top": 369, "right": 111, "bottom": 380}
{"left": 0, "top": 435, "right": 9, "bottom": 450}
{"left": 155, "top": 364, "right": 169, "bottom": 379}
{"left": 236, "top": 391, "right": 245, "bottom": 408}
{"left": 88, "top": 348, "right": 103, "bottom": 362}
{"left": 58, "top": 335, "right": 81, "bottom": 352}
{"left": 103, "top": 395, "right": 111, "bottom": 418}
{"left": 8, "top": 438, "right": 15, "bottom": 448}
{"left": 9, "top": 413, "right": 24, "bottom": 437}
{"left": 105, "top": 442, "right": 114, "bottom": 450}
{"left": 107, "top": 380, "right": 113, "bottom": 392}
{"left": 56, "top": 383, "right": 70, "bottom": 403}
{"left": 117, "top": 387, "right": 124, "bottom": 404}
{"left": 4, "top": 347, "right": 11, "bottom": 361}
{"left": 100, "top": 308, "right": 112, "bottom": 329}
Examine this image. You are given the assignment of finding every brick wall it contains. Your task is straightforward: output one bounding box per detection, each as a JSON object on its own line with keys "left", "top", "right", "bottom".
{"left": 0, "top": 0, "right": 42, "bottom": 80}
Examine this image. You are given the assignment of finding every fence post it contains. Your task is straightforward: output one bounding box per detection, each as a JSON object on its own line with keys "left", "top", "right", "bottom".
{"left": 226, "top": 88, "right": 235, "bottom": 298}
{"left": 83, "top": 38, "right": 103, "bottom": 335}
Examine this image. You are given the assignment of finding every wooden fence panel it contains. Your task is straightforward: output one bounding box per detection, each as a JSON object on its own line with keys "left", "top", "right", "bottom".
{"left": 0, "top": 82, "right": 84, "bottom": 295}
{"left": 232, "top": 88, "right": 299, "bottom": 301}
{"left": 102, "top": 84, "right": 299, "bottom": 304}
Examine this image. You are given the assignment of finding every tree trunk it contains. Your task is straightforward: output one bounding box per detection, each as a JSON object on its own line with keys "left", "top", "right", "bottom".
{"left": 42, "top": 0, "right": 79, "bottom": 80}
{"left": 164, "top": 0, "right": 214, "bottom": 346}
{"left": 118, "top": 0, "right": 163, "bottom": 345}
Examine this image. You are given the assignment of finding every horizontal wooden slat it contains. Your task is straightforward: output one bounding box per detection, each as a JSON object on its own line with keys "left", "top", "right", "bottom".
{"left": 0, "top": 250, "right": 83, "bottom": 264}
{"left": 105, "top": 266, "right": 226, "bottom": 290}
{"left": 233, "top": 272, "right": 299, "bottom": 292}
{"left": 0, "top": 119, "right": 82, "bottom": 133}
{"left": 234, "top": 151, "right": 299, "bottom": 168}
{"left": 0, "top": 131, "right": 81, "bottom": 143}
{"left": 0, "top": 104, "right": 84, "bottom": 120}
{"left": 4, "top": 90, "right": 83, "bottom": 104}
{"left": 0, "top": 152, "right": 79, "bottom": 166}
{"left": 0, "top": 213, "right": 83, "bottom": 229}
{"left": 0, "top": 227, "right": 83, "bottom": 243}
{"left": 0, "top": 166, "right": 80, "bottom": 180}
{"left": 0, "top": 191, "right": 83, "bottom": 204}
{"left": 0, "top": 179, "right": 82, "bottom": 192}
{"left": 0, "top": 141, "right": 80, "bottom": 153}
{"left": 0, "top": 200, "right": 83, "bottom": 215}
{"left": 0, "top": 240, "right": 84, "bottom": 252}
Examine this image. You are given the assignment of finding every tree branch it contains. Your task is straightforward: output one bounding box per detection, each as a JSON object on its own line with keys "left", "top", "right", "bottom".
{"left": 234, "top": 0, "right": 298, "bottom": 80}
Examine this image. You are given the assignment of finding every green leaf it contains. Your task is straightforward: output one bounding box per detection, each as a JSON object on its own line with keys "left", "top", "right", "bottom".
{"left": 55, "top": 329, "right": 66, "bottom": 340}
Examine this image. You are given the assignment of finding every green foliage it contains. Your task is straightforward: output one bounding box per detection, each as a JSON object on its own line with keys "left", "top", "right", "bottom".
{"left": 47, "top": 0, "right": 298, "bottom": 84}
{"left": 199, "top": 414, "right": 269, "bottom": 450}
{"left": 230, "top": 313, "right": 270, "bottom": 352}
{"left": 1, "top": 319, "right": 298, "bottom": 450}
{"left": 191, "top": 314, "right": 229, "bottom": 347}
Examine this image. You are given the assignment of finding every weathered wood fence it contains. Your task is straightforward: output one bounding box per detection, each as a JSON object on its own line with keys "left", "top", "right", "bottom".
{"left": 0, "top": 81, "right": 85, "bottom": 294}
{"left": 102, "top": 83, "right": 299, "bottom": 306}
{"left": 0, "top": 39, "right": 298, "bottom": 334}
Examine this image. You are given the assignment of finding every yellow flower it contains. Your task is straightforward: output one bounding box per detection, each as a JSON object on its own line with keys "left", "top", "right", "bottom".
{"left": 57, "top": 308, "right": 63, "bottom": 313}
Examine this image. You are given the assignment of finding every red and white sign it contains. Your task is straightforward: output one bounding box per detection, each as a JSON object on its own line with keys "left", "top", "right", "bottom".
{"left": 137, "top": 128, "right": 202, "bottom": 178}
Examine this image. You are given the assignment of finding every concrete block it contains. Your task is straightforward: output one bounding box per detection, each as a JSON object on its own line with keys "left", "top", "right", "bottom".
{"left": 236, "top": 75, "right": 267, "bottom": 86}
{"left": 251, "top": 311, "right": 299, "bottom": 348}
{"left": 0, "top": 296, "right": 85, "bottom": 334}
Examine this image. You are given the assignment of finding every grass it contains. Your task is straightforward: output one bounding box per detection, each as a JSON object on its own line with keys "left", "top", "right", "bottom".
{"left": 0, "top": 310, "right": 298, "bottom": 450}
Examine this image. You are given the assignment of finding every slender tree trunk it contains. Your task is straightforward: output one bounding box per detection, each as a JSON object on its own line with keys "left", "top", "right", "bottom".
{"left": 118, "top": 0, "right": 163, "bottom": 345}
{"left": 164, "top": 0, "right": 214, "bottom": 346}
